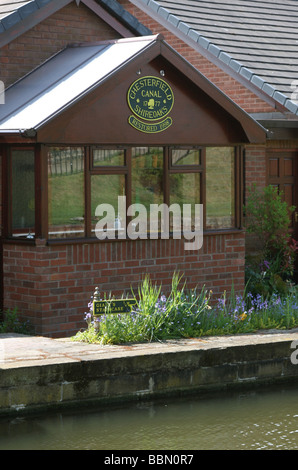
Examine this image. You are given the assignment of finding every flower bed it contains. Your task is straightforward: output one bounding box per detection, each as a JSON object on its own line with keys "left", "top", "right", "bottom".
{"left": 72, "top": 273, "right": 298, "bottom": 345}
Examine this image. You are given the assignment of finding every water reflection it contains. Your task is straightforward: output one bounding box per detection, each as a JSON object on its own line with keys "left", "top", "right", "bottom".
{"left": 1, "top": 386, "right": 298, "bottom": 450}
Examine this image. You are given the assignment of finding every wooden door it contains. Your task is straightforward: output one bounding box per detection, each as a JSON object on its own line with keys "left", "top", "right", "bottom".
{"left": 267, "top": 151, "right": 298, "bottom": 239}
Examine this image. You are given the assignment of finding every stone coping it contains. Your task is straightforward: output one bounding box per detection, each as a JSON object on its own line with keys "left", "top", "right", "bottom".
{"left": 1, "top": 329, "right": 298, "bottom": 370}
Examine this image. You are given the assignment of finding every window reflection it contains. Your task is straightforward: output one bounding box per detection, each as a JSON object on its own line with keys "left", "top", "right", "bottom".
{"left": 171, "top": 149, "right": 201, "bottom": 166}
{"left": 48, "top": 147, "right": 85, "bottom": 238}
{"left": 170, "top": 173, "right": 201, "bottom": 232}
{"left": 11, "top": 150, "right": 35, "bottom": 238}
{"left": 131, "top": 147, "right": 163, "bottom": 233}
{"left": 206, "top": 147, "right": 235, "bottom": 229}
{"left": 93, "top": 149, "right": 125, "bottom": 167}
{"left": 91, "top": 174, "right": 125, "bottom": 237}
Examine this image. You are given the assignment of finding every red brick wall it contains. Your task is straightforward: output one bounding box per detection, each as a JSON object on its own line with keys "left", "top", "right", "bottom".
{"left": 3, "top": 232, "right": 245, "bottom": 337}
{"left": 122, "top": 0, "right": 275, "bottom": 115}
{"left": 243, "top": 145, "right": 267, "bottom": 254}
{"left": 0, "top": 2, "right": 121, "bottom": 87}
{"left": 245, "top": 145, "right": 267, "bottom": 193}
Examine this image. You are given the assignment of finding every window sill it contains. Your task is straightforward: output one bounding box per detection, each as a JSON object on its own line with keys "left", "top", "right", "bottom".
{"left": 2, "top": 228, "right": 245, "bottom": 246}
{"left": 47, "top": 228, "right": 245, "bottom": 245}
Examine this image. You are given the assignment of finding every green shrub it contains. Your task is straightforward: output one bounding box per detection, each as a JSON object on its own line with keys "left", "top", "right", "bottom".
{"left": 244, "top": 184, "right": 297, "bottom": 295}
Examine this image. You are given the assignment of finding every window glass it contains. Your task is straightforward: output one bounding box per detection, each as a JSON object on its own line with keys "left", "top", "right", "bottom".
{"left": 170, "top": 173, "right": 201, "bottom": 233}
{"left": 91, "top": 174, "right": 125, "bottom": 237}
{"left": 206, "top": 147, "right": 235, "bottom": 229}
{"left": 131, "top": 147, "right": 163, "bottom": 234}
{"left": 48, "top": 147, "right": 85, "bottom": 238}
{"left": 93, "top": 149, "right": 125, "bottom": 167}
{"left": 11, "top": 150, "right": 35, "bottom": 238}
{"left": 171, "top": 149, "right": 201, "bottom": 166}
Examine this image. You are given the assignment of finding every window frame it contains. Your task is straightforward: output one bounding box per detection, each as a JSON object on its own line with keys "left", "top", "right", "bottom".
{"left": 3, "top": 144, "right": 243, "bottom": 243}
{"left": 169, "top": 146, "right": 203, "bottom": 171}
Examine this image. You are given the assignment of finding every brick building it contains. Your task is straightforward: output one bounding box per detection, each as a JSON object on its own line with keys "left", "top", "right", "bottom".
{"left": 0, "top": 0, "right": 296, "bottom": 337}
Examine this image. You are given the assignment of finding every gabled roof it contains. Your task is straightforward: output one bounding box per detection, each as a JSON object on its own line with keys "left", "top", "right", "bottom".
{"left": 0, "top": 0, "right": 151, "bottom": 45}
{"left": 130, "top": 0, "right": 298, "bottom": 116}
{"left": 0, "top": 34, "right": 266, "bottom": 142}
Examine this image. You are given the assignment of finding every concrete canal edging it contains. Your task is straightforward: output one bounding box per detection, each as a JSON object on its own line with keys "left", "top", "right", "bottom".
{"left": 1, "top": 330, "right": 298, "bottom": 416}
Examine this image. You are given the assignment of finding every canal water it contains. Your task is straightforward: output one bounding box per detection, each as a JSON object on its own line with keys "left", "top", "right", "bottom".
{"left": 0, "top": 385, "right": 298, "bottom": 450}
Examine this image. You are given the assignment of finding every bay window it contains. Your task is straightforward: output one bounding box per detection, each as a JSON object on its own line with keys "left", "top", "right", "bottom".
{"left": 4, "top": 145, "right": 242, "bottom": 240}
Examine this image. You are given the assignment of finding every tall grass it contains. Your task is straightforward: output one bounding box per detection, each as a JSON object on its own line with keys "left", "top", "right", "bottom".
{"left": 73, "top": 273, "right": 298, "bottom": 345}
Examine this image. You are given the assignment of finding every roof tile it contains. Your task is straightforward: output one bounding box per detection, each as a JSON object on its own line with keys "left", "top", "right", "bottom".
{"left": 178, "top": 21, "right": 190, "bottom": 35}
{"left": 208, "top": 43, "right": 221, "bottom": 58}
{"left": 188, "top": 29, "right": 200, "bottom": 42}
{"left": 1, "top": 11, "right": 20, "bottom": 29}
{"left": 19, "top": 1, "right": 38, "bottom": 19}
{"left": 158, "top": 7, "right": 170, "bottom": 19}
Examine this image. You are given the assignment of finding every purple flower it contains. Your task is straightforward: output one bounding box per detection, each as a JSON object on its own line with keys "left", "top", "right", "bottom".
{"left": 84, "top": 312, "right": 92, "bottom": 324}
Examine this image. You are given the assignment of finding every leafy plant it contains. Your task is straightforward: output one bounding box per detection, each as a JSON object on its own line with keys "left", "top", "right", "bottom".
{"left": 244, "top": 184, "right": 294, "bottom": 253}
{"left": 244, "top": 184, "right": 297, "bottom": 295}
{"left": 73, "top": 273, "right": 211, "bottom": 344}
{"left": 0, "top": 308, "right": 32, "bottom": 334}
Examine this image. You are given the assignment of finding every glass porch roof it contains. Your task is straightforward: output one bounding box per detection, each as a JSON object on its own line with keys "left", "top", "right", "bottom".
{"left": 0, "top": 35, "right": 157, "bottom": 133}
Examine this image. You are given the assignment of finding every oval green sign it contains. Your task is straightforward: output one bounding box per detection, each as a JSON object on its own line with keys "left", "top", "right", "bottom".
{"left": 127, "top": 76, "right": 174, "bottom": 122}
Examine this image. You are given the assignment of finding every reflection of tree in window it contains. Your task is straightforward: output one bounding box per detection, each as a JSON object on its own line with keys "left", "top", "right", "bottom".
{"left": 93, "top": 149, "right": 124, "bottom": 167}
{"left": 170, "top": 173, "right": 201, "bottom": 230}
{"left": 170, "top": 150, "right": 201, "bottom": 204}
{"left": 132, "top": 147, "right": 163, "bottom": 208}
{"left": 171, "top": 149, "right": 200, "bottom": 166}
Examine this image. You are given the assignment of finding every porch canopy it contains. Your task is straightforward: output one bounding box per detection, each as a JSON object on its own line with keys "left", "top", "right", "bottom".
{"left": 0, "top": 34, "right": 266, "bottom": 145}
